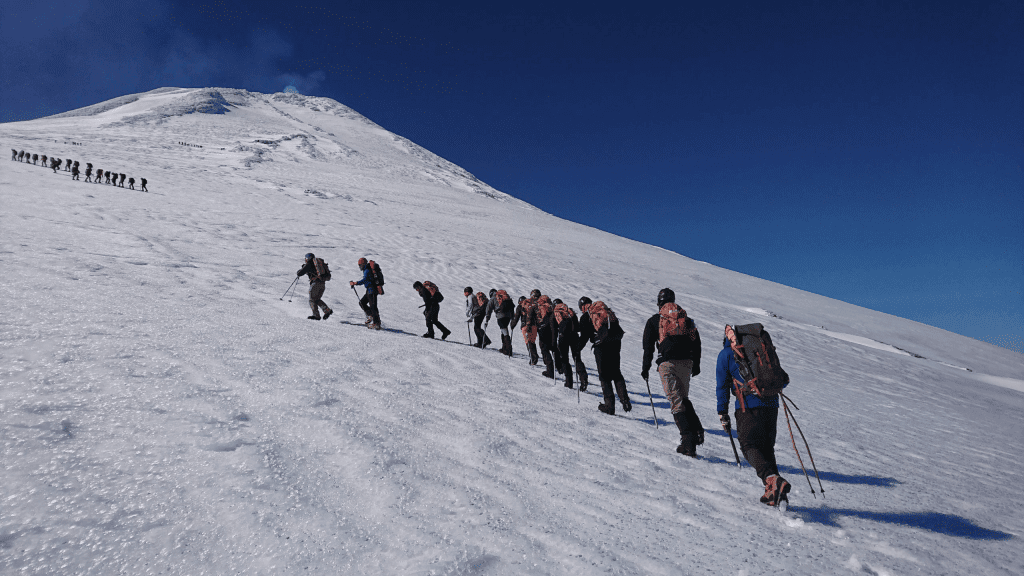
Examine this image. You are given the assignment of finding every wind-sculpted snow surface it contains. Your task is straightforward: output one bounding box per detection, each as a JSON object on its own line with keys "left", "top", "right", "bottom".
{"left": 1, "top": 88, "right": 1021, "bottom": 575}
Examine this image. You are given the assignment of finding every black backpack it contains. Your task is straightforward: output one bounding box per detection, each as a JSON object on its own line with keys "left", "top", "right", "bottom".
{"left": 730, "top": 323, "right": 789, "bottom": 402}
{"left": 367, "top": 260, "right": 384, "bottom": 294}
{"left": 314, "top": 258, "right": 331, "bottom": 281}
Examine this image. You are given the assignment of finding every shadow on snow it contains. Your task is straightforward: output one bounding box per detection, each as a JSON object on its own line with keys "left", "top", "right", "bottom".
{"left": 789, "top": 506, "right": 1013, "bottom": 541}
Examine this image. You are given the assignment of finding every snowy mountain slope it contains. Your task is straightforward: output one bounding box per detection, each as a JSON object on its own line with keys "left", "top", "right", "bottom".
{"left": 1, "top": 88, "right": 1021, "bottom": 575}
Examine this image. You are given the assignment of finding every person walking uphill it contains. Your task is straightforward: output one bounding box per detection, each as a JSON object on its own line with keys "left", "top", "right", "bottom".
{"left": 296, "top": 253, "right": 333, "bottom": 321}
{"left": 589, "top": 301, "right": 631, "bottom": 415}
{"left": 486, "top": 289, "right": 516, "bottom": 357}
{"left": 350, "top": 257, "right": 381, "bottom": 329}
{"left": 414, "top": 281, "right": 450, "bottom": 340}
{"left": 467, "top": 291, "right": 492, "bottom": 348}
{"left": 642, "top": 288, "right": 703, "bottom": 456}
{"left": 717, "top": 324, "right": 791, "bottom": 506}
{"left": 535, "top": 295, "right": 560, "bottom": 378}
{"left": 511, "top": 294, "right": 540, "bottom": 365}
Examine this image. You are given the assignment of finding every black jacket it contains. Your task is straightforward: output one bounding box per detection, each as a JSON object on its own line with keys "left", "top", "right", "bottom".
{"left": 593, "top": 318, "right": 624, "bottom": 349}
{"left": 416, "top": 286, "right": 439, "bottom": 312}
{"left": 510, "top": 301, "right": 535, "bottom": 331}
{"left": 296, "top": 260, "right": 323, "bottom": 284}
{"left": 641, "top": 313, "right": 701, "bottom": 375}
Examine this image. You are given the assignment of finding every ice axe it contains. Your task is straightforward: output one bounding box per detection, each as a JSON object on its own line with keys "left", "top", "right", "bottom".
{"left": 642, "top": 376, "right": 658, "bottom": 429}
{"left": 726, "top": 423, "right": 741, "bottom": 466}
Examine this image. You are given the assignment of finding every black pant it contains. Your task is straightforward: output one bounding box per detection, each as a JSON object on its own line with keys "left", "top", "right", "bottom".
{"left": 359, "top": 290, "right": 380, "bottom": 324}
{"left": 570, "top": 340, "right": 588, "bottom": 385}
{"left": 473, "top": 316, "right": 491, "bottom": 347}
{"left": 557, "top": 334, "right": 575, "bottom": 386}
{"left": 594, "top": 341, "right": 628, "bottom": 407}
{"left": 539, "top": 336, "right": 556, "bottom": 373}
{"left": 736, "top": 406, "right": 779, "bottom": 483}
{"left": 424, "top": 303, "right": 448, "bottom": 337}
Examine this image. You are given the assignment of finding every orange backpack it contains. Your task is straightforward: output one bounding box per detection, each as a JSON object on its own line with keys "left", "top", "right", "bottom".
{"left": 423, "top": 281, "right": 443, "bottom": 302}
{"left": 495, "top": 289, "right": 510, "bottom": 305}
{"left": 658, "top": 303, "right": 696, "bottom": 343}
{"left": 589, "top": 301, "right": 616, "bottom": 330}
{"left": 536, "top": 295, "right": 552, "bottom": 319}
{"left": 553, "top": 302, "right": 574, "bottom": 324}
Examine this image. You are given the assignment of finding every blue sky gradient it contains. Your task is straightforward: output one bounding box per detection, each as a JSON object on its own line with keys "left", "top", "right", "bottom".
{"left": 2, "top": 0, "right": 1021, "bottom": 352}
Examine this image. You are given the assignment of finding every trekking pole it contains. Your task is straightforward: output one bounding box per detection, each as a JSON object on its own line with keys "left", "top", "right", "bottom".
{"left": 350, "top": 285, "right": 363, "bottom": 314}
{"left": 780, "top": 395, "right": 817, "bottom": 499}
{"left": 281, "top": 276, "right": 299, "bottom": 300}
{"left": 781, "top": 393, "right": 825, "bottom": 497}
{"left": 642, "top": 376, "right": 658, "bottom": 429}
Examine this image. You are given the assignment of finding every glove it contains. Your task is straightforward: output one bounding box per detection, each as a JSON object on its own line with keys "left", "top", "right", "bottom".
{"left": 719, "top": 414, "right": 731, "bottom": 432}
{"left": 640, "top": 370, "right": 649, "bottom": 381}
{"left": 691, "top": 363, "right": 700, "bottom": 377}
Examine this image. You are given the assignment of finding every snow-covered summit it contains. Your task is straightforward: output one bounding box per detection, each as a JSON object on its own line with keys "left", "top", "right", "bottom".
{"left": 1, "top": 88, "right": 1022, "bottom": 575}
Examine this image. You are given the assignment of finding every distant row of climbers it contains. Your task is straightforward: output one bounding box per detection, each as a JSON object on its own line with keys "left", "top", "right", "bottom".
{"left": 292, "top": 253, "right": 820, "bottom": 508}
{"left": 11, "top": 148, "right": 148, "bottom": 191}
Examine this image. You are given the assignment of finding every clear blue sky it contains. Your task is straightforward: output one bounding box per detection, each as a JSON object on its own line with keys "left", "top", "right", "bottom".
{"left": 3, "top": 1, "right": 1021, "bottom": 353}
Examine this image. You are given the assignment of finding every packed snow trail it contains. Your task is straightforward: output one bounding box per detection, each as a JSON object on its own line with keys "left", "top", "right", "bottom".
{"left": 1, "top": 88, "right": 1021, "bottom": 575}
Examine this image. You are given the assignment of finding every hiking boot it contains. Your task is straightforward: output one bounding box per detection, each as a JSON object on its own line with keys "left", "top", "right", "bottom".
{"left": 598, "top": 403, "right": 615, "bottom": 416}
{"left": 441, "top": 329, "right": 451, "bottom": 341}
{"left": 622, "top": 398, "right": 632, "bottom": 412}
{"left": 369, "top": 323, "right": 381, "bottom": 330}
{"left": 763, "top": 475, "right": 791, "bottom": 506}
{"left": 541, "top": 369, "right": 554, "bottom": 379}
{"left": 422, "top": 332, "right": 434, "bottom": 338}
{"left": 676, "top": 435, "right": 696, "bottom": 457}
{"left": 579, "top": 381, "right": 588, "bottom": 392}
{"left": 364, "top": 316, "right": 373, "bottom": 325}
{"left": 322, "top": 309, "right": 332, "bottom": 321}
{"left": 307, "top": 315, "right": 321, "bottom": 320}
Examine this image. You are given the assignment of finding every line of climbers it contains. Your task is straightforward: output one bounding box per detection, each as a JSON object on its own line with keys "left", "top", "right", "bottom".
{"left": 11, "top": 148, "right": 147, "bottom": 191}
{"left": 293, "top": 255, "right": 795, "bottom": 507}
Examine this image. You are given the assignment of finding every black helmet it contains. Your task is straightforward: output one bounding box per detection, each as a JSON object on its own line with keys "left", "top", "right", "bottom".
{"left": 464, "top": 286, "right": 473, "bottom": 295}
{"left": 530, "top": 289, "right": 541, "bottom": 299}
{"left": 578, "top": 296, "right": 592, "bottom": 310}
{"left": 553, "top": 298, "right": 563, "bottom": 305}
{"left": 489, "top": 288, "right": 497, "bottom": 298}
{"left": 305, "top": 253, "right": 315, "bottom": 260}
{"left": 657, "top": 288, "right": 675, "bottom": 307}
{"left": 412, "top": 281, "right": 423, "bottom": 290}
{"left": 518, "top": 296, "right": 526, "bottom": 303}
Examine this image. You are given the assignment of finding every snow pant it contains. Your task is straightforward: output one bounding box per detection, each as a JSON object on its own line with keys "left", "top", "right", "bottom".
{"left": 594, "top": 341, "right": 629, "bottom": 409}
{"left": 556, "top": 335, "right": 575, "bottom": 387}
{"left": 657, "top": 359, "right": 692, "bottom": 415}
{"left": 539, "top": 337, "right": 556, "bottom": 375}
{"left": 308, "top": 280, "right": 331, "bottom": 318}
{"left": 423, "top": 303, "right": 448, "bottom": 337}
{"left": 735, "top": 406, "right": 780, "bottom": 483}
{"left": 571, "top": 342, "right": 589, "bottom": 387}
{"left": 359, "top": 290, "right": 380, "bottom": 325}
{"left": 497, "top": 317, "right": 512, "bottom": 355}
{"left": 473, "top": 316, "right": 491, "bottom": 348}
